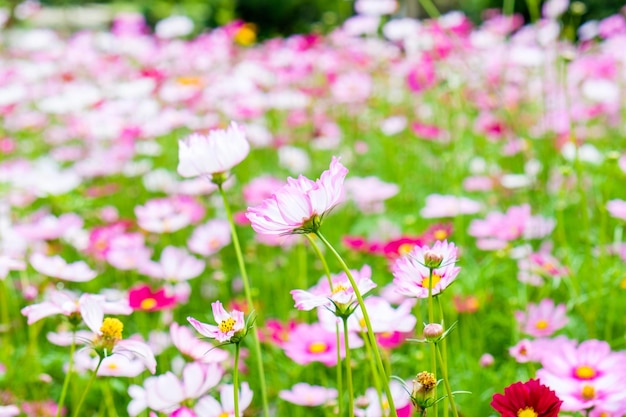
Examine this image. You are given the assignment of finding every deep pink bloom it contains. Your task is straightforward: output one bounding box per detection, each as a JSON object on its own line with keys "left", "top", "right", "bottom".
{"left": 128, "top": 285, "right": 178, "bottom": 312}
{"left": 491, "top": 379, "right": 562, "bottom": 417}
{"left": 282, "top": 322, "right": 362, "bottom": 367}
{"left": 246, "top": 156, "right": 348, "bottom": 235}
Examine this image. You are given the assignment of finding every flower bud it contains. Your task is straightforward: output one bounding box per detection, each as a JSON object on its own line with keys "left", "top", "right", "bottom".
{"left": 423, "top": 323, "right": 444, "bottom": 341}
{"left": 423, "top": 250, "right": 443, "bottom": 268}
{"left": 411, "top": 371, "right": 437, "bottom": 410}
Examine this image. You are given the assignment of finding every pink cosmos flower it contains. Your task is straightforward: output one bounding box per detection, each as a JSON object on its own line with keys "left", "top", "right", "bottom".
{"left": 170, "top": 322, "right": 229, "bottom": 364}
{"left": 279, "top": 383, "right": 338, "bottom": 407}
{"left": 282, "top": 322, "right": 362, "bottom": 367}
{"left": 344, "top": 176, "right": 399, "bottom": 214}
{"left": 187, "top": 219, "right": 231, "bottom": 257}
{"left": 242, "top": 176, "right": 285, "bottom": 206}
{"left": 21, "top": 290, "right": 131, "bottom": 325}
{"left": 29, "top": 253, "right": 97, "bottom": 282}
{"left": 607, "top": 199, "right": 626, "bottom": 221}
{"left": 128, "top": 284, "right": 178, "bottom": 312}
{"left": 0, "top": 254, "right": 26, "bottom": 279}
{"left": 188, "top": 301, "right": 246, "bottom": 343}
{"left": 515, "top": 299, "right": 568, "bottom": 338}
{"left": 139, "top": 246, "right": 205, "bottom": 282}
{"left": 105, "top": 232, "right": 152, "bottom": 270}
{"left": 135, "top": 197, "right": 194, "bottom": 234}
{"left": 86, "top": 221, "right": 131, "bottom": 261}
{"left": 420, "top": 194, "right": 482, "bottom": 218}
{"left": 74, "top": 349, "right": 148, "bottom": 377}
{"left": 517, "top": 249, "right": 569, "bottom": 286}
{"left": 246, "top": 156, "right": 348, "bottom": 235}
{"left": 355, "top": 380, "right": 412, "bottom": 417}
{"left": 331, "top": 71, "right": 372, "bottom": 104}
{"left": 0, "top": 405, "right": 20, "bottom": 417}
{"left": 194, "top": 382, "right": 254, "bottom": 417}
{"left": 14, "top": 212, "right": 83, "bottom": 241}
{"left": 508, "top": 339, "right": 542, "bottom": 363}
{"left": 291, "top": 265, "right": 376, "bottom": 312}
{"left": 177, "top": 122, "right": 250, "bottom": 178}
{"left": 539, "top": 374, "right": 626, "bottom": 414}
{"left": 142, "top": 362, "right": 223, "bottom": 413}
{"left": 392, "top": 240, "right": 461, "bottom": 298}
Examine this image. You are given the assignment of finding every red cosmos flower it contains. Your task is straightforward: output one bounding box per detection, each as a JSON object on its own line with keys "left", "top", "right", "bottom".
{"left": 128, "top": 284, "right": 177, "bottom": 312}
{"left": 491, "top": 379, "right": 562, "bottom": 417}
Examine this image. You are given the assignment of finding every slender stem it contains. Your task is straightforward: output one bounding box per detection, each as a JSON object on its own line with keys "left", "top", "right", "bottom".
{"left": 437, "top": 298, "right": 449, "bottom": 417}
{"left": 342, "top": 317, "right": 355, "bottom": 417}
{"left": 418, "top": 0, "right": 440, "bottom": 18}
{"left": 56, "top": 331, "right": 76, "bottom": 417}
{"left": 305, "top": 234, "right": 343, "bottom": 417}
{"left": 218, "top": 185, "right": 270, "bottom": 417}
{"left": 435, "top": 343, "right": 460, "bottom": 417}
{"left": 72, "top": 356, "right": 103, "bottom": 417}
{"left": 503, "top": 0, "right": 515, "bottom": 15}
{"left": 101, "top": 377, "right": 117, "bottom": 417}
{"left": 361, "top": 329, "right": 385, "bottom": 414}
{"left": 316, "top": 231, "right": 397, "bottom": 417}
{"left": 234, "top": 342, "right": 240, "bottom": 417}
{"left": 525, "top": 0, "right": 540, "bottom": 22}
{"left": 427, "top": 268, "right": 437, "bottom": 417}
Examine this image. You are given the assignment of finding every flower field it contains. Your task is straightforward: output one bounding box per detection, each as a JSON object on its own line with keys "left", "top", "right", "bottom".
{"left": 1, "top": 1, "right": 626, "bottom": 416}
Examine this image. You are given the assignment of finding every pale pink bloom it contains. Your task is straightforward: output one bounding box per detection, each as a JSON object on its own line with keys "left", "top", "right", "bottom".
{"left": 282, "top": 322, "right": 362, "bottom": 367}
{"left": 74, "top": 349, "right": 147, "bottom": 377}
{"left": 178, "top": 122, "right": 250, "bottom": 178}
{"left": 170, "top": 322, "right": 229, "bottom": 364}
{"left": 279, "top": 383, "right": 338, "bottom": 407}
{"left": 508, "top": 339, "right": 541, "bottom": 363}
{"left": 0, "top": 405, "right": 19, "bottom": 417}
{"left": 128, "top": 385, "right": 147, "bottom": 417}
{"left": 82, "top": 305, "right": 157, "bottom": 374}
{"left": 420, "top": 194, "right": 482, "bottom": 218}
{"left": 29, "top": 253, "right": 97, "bottom": 282}
{"left": 155, "top": 15, "right": 194, "bottom": 39}
{"left": 392, "top": 240, "right": 461, "bottom": 298}
{"left": 343, "top": 15, "right": 381, "bottom": 36}
{"left": 21, "top": 290, "right": 131, "bottom": 325}
{"left": 331, "top": 72, "right": 372, "bottom": 104}
{"left": 542, "top": 0, "right": 569, "bottom": 18}
{"left": 242, "top": 176, "right": 285, "bottom": 206}
{"left": 517, "top": 249, "right": 569, "bottom": 286}
{"left": 46, "top": 330, "right": 94, "bottom": 346}
{"left": 380, "top": 116, "right": 407, "bottom": 136}
{"left": 144, "top": 363, "right": 223, "bottom": 413}
{"left": 105, "top": 233, "right": 152, "bottom": 270}
{"left": 291, "top": 265, "right": 376, "bottom": 312}
{"left": 188, "top": 301, "right": 245, "bottom": 343}
{"left": 355, "top": 0, "right": 398, "bottom": 16}
{"left": 354, "top": 380, "right": 412, "bottom": 417}
{"left": 347, "top": 297, "right": 417, "bottom": 335}
{"left": 194, "top": 382, "right": 254, "bottom": 417}
{"left": 187, "top": 220, "right": 231, "bottom": 257}
{"left": 480, "top": 353, "right": 495, "bottom": 367}
{"left": 618, "top": 155, "right": 626, "bottom": 174}
{"left": 140, "top": 246, "right": 205, "bottom": 282}
{"left": 135, "top": 198, "right": 193, "bottom": 234}
{"left": 515, "top": 299, "right": 568, "bottom": 337}
{"left": 14, "top": 212, "right": 83, "bottom": 241}
{"left": 246, "top": 156, "right": 348, "bottom": 235}
{"left": 607, "top": 199, "right": 626, "bottom": 221}
{"left": 0, "top": 254, "right": 26, "bottom": 279}
{"left": 344, "top": 177, "right": 399, "bottom": 214}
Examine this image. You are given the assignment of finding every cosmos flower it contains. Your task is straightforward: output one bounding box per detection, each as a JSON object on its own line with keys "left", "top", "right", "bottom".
{"left": 194, "top": 382, "right": 254, "bottom": 417}
{"left": 177, "top": 122, "right": 250, "bottom": 179}
{"left": 246, "top": 156, "right": 348, "bottom": 235}
{"left": 29, "top": 253, "right": 97, "bottom": 282}
{"left": 187, "top": 301, "right": 246, "bottom": 344}
{"left": 491, "top": 379, "right": 562, "bottom": 417}
{"left": 279, "top": 383, "right": 338, "bottom": 407}
{"left": 515, "top": 299, "right": 568, "bottom": 338}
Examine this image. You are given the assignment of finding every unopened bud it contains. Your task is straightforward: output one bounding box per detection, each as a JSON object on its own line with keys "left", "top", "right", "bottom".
{"left": 423, "top": 250, "right": 443, "bottom": 268}
{"left": 423, "top": 323, "right": 444, "bottom": 341}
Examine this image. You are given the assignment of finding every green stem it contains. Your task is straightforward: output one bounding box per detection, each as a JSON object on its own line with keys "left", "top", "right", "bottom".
{"left": 316, "top": 231, "right": 397, "bottom": 417}
{"left": 525, "top": 0, "right": 540, "bottom": 22}
{"left": 437, "top": 298, "right": 449, "bottom": 417}
{"left": 418, "top": 0, "right": 440, "bottom": 18}
{"left": 56, "top": 331, "right": 76, "bottom": 417}
{"left": 342, "top": 317, "right": 355, "bottom": 417}
{"left": 435, "top": 343, "right": 460, "bottom": 417}
{"left": 72, "top": 356, "right": 103, "bottom": 417}
{"left": 219, "top": 185, "right": 270, "bottom": 417}
{"left": 361, "top": 329, "right": 385, "bottom": 414}
{"left": 427, "top": 269, "right": 437, "bottom": 417}
{"left": 503, "top": 0, "right": 515, "bottom": 15}
{"left": 305, "top": 234, "right": 343, "bottom": 417}
{"left": 102, "top": 377, "right": 116, "bottom": 417}
{"left": 234, "top": 342, "right": 240, "bottom": 417}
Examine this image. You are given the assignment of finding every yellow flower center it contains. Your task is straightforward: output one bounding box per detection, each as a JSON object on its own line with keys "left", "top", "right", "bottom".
{"left": 331, "top": 283, "right": 349, "bottom": 295}
{"left": 517, "top": 407, "right": 538, "bottom": 417}
{"left": 535, "top": 320, "right": 549, "bottom": 330}
{"left": 434, "top": 229, "right": 448, "bottom": 240}
{"left": 140, "top": 298, "right": 157, "bottom": 311}
{"left": 218, "top": 413, "right": 229, "bottom": 417}
{"left": 359, "top": 318, "right": 366, "bottom": 330}
{"left": 416, "top": 371, "right": 437, "bottom": 391}
{"left": 100, "top": 318, "right": 123, "bottom": 340}
{"left": 234, "top": 24, "right": 257, "bottom": 46}
{"left": 308, "top": 342, "right": 328, "bottom": 354}
{"left": 398, "top": 243, "right": 414, "bottom": 255}
{"left": 620, "top": 275, "right": 626, "bottom": 289}
{"left": 421, "top": 274, "right": 441, "bottom": 289}
{"left": 218, "top": 317, "right": 236, "bottom": 333}
{"left": 581, "top": 385, "right": 595, "bottom": 400}
{"left": 176, "top": 76, "right": 203, "bottom": 87}
{"left": 575, "top": 365, "right": 596, "bottom": 380}
{"left": 107, "top": 362, "right": 118, "bottom": 370}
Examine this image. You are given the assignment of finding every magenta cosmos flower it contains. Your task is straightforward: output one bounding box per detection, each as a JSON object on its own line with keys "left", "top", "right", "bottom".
{"left": 177, "top": 122, "right": 250, "bottom": 179}
{"left": 187, "top": 301, "right": 246, "bottom": 343}
{"left": 491, "top": 379, "right": 562, "bottom": 417}
{"left": 246, "top": 156, "right": 348, "bottom": 235}
{"left": 392, "top": 240, "right": 461, "bottom": 298}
